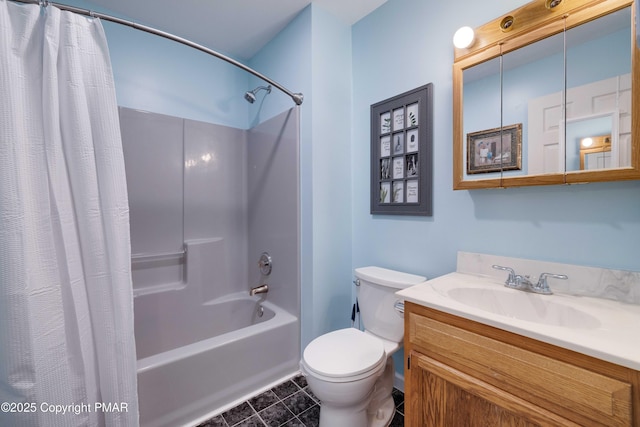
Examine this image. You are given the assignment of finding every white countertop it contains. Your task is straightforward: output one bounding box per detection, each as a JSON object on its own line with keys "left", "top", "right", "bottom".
{"left": 397, "top": 272, "right": 640, "bottom": 371}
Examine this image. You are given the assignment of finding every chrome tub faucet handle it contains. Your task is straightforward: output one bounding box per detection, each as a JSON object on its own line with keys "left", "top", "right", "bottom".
{"left": 250, "top": 284, "right": 269, "bottom": 296}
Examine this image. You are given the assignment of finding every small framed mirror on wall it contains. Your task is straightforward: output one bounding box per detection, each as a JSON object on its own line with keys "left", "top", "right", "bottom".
{"left": 453, "top": 0, "right": 640, "bottom": 190}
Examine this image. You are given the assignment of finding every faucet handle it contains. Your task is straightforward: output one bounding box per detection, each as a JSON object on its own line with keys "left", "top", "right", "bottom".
{"left": 492, "top": 265, "right": 518, "bottom": 287}
{"left": 533, "top": 272, "right": 568, "bottom": 295}
{"left": 258, "top": 252, "right": 272, "bottom": 276}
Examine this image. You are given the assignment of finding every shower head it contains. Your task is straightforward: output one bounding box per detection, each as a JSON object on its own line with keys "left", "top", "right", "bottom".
{"left": 244, "top": 91, "right": 257, "bottom": 103}
{"left": 244, "top": 85, "right": 271, "bottom": 104}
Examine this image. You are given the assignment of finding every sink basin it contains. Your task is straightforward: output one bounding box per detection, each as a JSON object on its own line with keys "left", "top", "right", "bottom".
{"left": 397, "top": 272, "right": 640, "bottom": 370}
{"left": 447, "top": 287, "right": 601, "bottom": 329}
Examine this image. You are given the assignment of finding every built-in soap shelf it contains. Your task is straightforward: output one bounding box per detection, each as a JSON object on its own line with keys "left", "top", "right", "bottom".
{"left": 131, "top": 244, "right": 188, "bottom": 297}
{"left": 131, "top": 245, "right": 187, "bottom": 265}
{"left": 131, "top": 238, "right": 226, "bottom": 299}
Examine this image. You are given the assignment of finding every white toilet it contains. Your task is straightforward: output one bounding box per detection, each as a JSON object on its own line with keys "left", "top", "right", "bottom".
{"left": 300, "top": 266, "right": 426, "bottom": 427}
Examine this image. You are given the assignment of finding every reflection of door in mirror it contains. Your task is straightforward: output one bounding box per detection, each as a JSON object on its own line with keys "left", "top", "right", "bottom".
{"left": 502, "top": 31, "right": 564, "bottom": 177}
{"left": 527, "top": 91, "right": 563, "bottom": 175}
{"left": 565, "top": 6, "right": 631, "bottom": 172}
{"left": 527, "top": 6, "right": 631, "bottom": 175}
{"left": 529, "top": 78, "right": 627, "bottom": 174}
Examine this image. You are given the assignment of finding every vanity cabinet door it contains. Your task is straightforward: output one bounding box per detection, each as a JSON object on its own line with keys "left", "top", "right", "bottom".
{"left": 403, "top": 302, "right": 637, "bottom": 427}
{"left": 407, "top": 351, "right": 577, "bottom": 427}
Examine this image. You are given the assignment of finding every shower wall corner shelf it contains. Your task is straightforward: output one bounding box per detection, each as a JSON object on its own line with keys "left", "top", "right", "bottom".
{"left": 131, "top": 246, "right": 186, "bottom": 264}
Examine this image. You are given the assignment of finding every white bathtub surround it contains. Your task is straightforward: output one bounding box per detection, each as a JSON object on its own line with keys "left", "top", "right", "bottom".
{"left": 123, "top": 108, "right": 301, "bottom": 427}
{"left": 0, "top": 2, "right": 138, "bottom": 425}
{"left": 397, "top": 252, "right": 640, "bottom": 371}
{"left": 134, "top": 237, "right": 299, "bottom": 427}
{"left": 456, "top": 251, "right": 640, "bottom": 304}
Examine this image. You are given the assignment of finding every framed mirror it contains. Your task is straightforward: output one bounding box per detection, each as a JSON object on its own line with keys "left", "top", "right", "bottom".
{"left": 453, "top": 0, "right": 640, "bottom": 190}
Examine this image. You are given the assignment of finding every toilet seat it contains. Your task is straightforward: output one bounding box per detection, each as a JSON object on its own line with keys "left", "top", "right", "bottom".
{"left": 302, "top": 328, "right": 386, "bottom": 382}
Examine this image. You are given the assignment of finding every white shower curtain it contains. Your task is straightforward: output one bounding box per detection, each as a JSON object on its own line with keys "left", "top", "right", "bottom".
{"left": 0, "top": 1, "right": 138, "bottom": 426}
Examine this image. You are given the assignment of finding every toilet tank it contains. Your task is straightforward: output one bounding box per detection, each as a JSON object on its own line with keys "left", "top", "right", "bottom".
{"left": 354, "top": 266, "right": 426, "bottom": 343}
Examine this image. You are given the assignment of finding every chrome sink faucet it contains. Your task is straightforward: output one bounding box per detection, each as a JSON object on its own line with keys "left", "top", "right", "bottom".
{"left": 492, "top": 265, "right": 567, "bottom": 295}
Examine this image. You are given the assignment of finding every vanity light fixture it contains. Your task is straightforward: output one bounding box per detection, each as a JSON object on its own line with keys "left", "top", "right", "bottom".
{"left": 453, "top": 26, "right": 475, "bottom": 49}
{"left": 581, "top": 137, "right": 594, "bottom": 148}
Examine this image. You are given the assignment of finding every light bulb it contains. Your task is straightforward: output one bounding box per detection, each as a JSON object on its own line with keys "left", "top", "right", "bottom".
{"left": 581, "top": 137, "right": 593, "bottom": 148}
{"left": 453, "top": 26, "right": 475, "bottom": 49}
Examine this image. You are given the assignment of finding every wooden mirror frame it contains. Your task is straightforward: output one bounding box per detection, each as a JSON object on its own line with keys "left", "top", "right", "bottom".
{"left": 453, "top": 0, "right": 640, "bottom": 190}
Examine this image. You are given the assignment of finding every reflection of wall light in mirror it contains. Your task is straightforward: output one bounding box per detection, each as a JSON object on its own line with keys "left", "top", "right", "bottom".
{"left": 581, "top": 137, "right": 594, "bottom": 148}
{"left": 453, "top": 26, "right": 475, "bottom": 49}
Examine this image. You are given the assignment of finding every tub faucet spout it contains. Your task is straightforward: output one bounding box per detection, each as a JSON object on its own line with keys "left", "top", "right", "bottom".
{"left": 250, "top": 284, "right": 269, "bottom": 296}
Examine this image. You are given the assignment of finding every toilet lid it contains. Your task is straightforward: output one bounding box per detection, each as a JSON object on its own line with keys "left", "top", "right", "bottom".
{"left": 303, "top": 328, "right": 385, "bottom": 378}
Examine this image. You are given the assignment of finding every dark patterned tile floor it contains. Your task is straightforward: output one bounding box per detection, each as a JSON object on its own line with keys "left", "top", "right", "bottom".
{"left": 195, "top": 374, "right": 405, "bottom": 427}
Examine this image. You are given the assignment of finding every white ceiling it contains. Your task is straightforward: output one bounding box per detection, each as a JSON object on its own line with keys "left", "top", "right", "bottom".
{"left": 86, "top": 0, "right": 387, "bottom": 60}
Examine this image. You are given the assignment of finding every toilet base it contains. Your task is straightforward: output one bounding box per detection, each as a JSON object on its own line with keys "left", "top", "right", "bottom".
{"left": 366, "top": 356, "right": 396, "bottom": 427}
{"left": 367, "top": 396, "right": 395, "bottom": 427}
{"left": 316, "top": 356, "right": 398, "bottom": 427}
{"left": 318, "top": 393, "right": 371, "bottom": 427}
{"left": 317, "top": 393, "right": 396, "bottom": 427}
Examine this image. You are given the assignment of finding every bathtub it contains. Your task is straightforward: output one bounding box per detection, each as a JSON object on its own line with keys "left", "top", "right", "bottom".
{"left": 135, "top": 292, "right": 299, "bottom": 427}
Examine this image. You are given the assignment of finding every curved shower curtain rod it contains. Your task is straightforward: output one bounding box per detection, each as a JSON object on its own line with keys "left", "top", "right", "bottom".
{"left": 13, "top": 0, "right": 305, "bottom": 106}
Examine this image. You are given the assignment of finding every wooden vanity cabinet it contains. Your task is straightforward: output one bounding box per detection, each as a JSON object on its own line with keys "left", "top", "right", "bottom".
{"left": 404, "top": 302, "right": 640, "bottom": 427}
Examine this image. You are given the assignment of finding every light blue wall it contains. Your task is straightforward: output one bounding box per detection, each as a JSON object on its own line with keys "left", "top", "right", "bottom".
{"left": 307, "top": 6, "right": 353, "bottom": 342}
{"left": 66, "top": 0, "right": 250, "bottom": 129}
{"left": 352, "top": 0, "right": 640, "bottom": 379}
{"left": 352, "top": 0, "right": 640, "bottom": 276}
{"left": 247, "top": 9, "right": 311, "bottom": 129}
{"left": 103, "top": 23, "right": 249, "bottom": 129}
